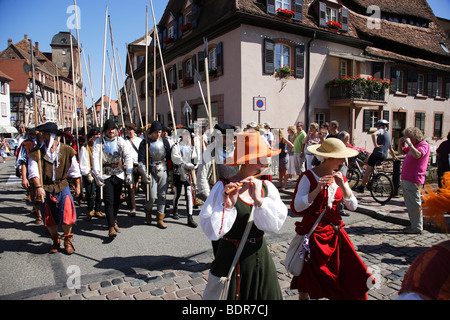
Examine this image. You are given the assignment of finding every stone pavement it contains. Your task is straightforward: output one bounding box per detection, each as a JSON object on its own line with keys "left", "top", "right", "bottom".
{"left": 24, "top": 175, "right": 449, "bottom": 301}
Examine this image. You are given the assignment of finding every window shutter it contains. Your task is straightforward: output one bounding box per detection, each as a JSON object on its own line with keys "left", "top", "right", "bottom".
{"left": 172, "top": 64, "right": 177, "bottom": 90}
{"left": 178, "top": 61, "right": 184, "bottom": 88}
{"left": 294, "top": 45, "right": 305, "bottom": 79}
{"left": 319, "top": 2, "right": 327, "bottom": 27}
{"left": 216, "top": 42, "right": 223, "bottom": 76}
{"left": 267, "top": 0, "right": 275, "bottom": 14}
{"left": 445, "top": 77, "right": 450, "bottom": 99}
{"left": 383, "top": 110, "right": 390, "bottom": 122}
{"left": 263, "top": 38, "right": 275, "bottom": 75}
{"left": 292, "top": 0, "right": 303, "bottom": 22}
{"left": 192, "top": 5, "right": 202, "bottom": 28}
{"left": 178, "top": 14, "right": 183, "bottom": 38}
{"left": 341, "top": 8, "right": 349, "bottom": 32}
{"left": 390, "top": 67, "right": 397, "bottom": 92}
{"left": 198, "top": 51, "right": 205, "bottom": 81}
{"left": 162, "top": 29, "right": 167, "bottom": 49}
{"left": 363, "top": 109, "right": 371, "bottom": 131}
{"left": 407, "top": 70, "right": 418, "bottom": 96}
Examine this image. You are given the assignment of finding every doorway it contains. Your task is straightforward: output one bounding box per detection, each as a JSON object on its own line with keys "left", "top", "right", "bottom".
{"left": 392, "top": 111, "right": 406, "bottom": 150}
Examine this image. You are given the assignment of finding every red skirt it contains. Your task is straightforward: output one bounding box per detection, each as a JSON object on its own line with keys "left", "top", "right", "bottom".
{"left": 290, "top": 219, "right": 374, "bottom": 300}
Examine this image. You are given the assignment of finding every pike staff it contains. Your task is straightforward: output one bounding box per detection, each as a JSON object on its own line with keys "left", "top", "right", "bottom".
{"left": 145, "top": 5, "right": 150, "bottom": 202}
{"left": 116, "top": 48, "right": 133, "bottom": 124}
{"left": 69, "top": 30, "right": 80, "bottom": 155}
{"left": 149, "top": 0, "right": 177, "bottom": 136}
{"left": 125, "top": 42, "right": 143, "bottom": 128}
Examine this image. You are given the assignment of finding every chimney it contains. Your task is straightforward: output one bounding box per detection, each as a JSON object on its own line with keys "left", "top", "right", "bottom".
{"left": 35, "top": 42, "right": 39, "bottom": 51}
{"left": 7, "top": 39, "right": 12, "bottom": 47}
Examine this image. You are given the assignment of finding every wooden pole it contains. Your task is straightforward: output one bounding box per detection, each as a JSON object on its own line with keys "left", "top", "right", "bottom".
{"left": 69, "top": 30, "right": 80, "bottom": 154}
{"left": 149, "top": 0, "right": 177, "bottom": 136}
{"left": 74, "top": 0, "right": 87, "bottom": 135}
{"left": 125, "top": 42, "right": 143, "bottom": 128}
{"left": 29, "top": 38, "right": 43, "bottom": 188}
{"left": 116, "top": 48, "right": 133, "bottom": 124}
{"left": 145, "top": 5, "right": 149, "bottom": 202}
{"left": 88, "top": 55, "right": 98, "bottom": 127}
{"left": 108, "top": 15, "right": 125, "bottom": 129}
{"left": 82, "top": 50, "right": 97, "bottom": 127}
{"left": 153, "top": 27, "right": 156, "bottom": 122}
{"left": 106, "top": 50, "right": 115, "bottom": 120}
{"left": 99, "top": 5, "right": 108, "bottom": 198}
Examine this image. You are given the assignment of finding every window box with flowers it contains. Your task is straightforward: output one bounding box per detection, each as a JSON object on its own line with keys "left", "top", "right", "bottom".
{"left": 275, "top": 65, "right": 294, "bottom": 78}
{"left": 163, "top": 37, "right": 175, "bottom": 45}
{"left": 326, "top": 20, "right": 342, "bottom": 30}
{"left": 326, "top": 75, "right": 391, "bottom": 101}
{"left": 276, "top": 8, "right": 295, "bottom": 20}
{"left": 182, "top": 77, "right": 194, "bottom": 86}
{"left": 209, "top": 68, "right": 217, "bottom": 78}
{"left": 181, "top": 23, "right": 192, "bottom": 33}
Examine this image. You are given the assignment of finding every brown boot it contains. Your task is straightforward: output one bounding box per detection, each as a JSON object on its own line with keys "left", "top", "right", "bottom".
{"left": 49, "top": 234, "right": 60, "bottom": 254}
{"left": 63, "top": 234, "right": 75, "bottom": 255}
{"left": 94, "top": 211, "right": 105, "bottom": 218}
{"left": 114, "top": 220, "right": 120, "bottom": 232}
{"left": 85, "top": 210, "right": 94, "bottom": 221}
{"left": 157, "top": 213, "right": 167, "bottom": 229}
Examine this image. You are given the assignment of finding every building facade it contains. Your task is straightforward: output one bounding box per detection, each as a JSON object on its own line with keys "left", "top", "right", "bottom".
{"left": 126, "top": 0, "right": 449, "bottom": 150}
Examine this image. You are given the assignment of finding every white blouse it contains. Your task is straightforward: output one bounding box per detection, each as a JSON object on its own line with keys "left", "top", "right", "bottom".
{"left": 200, "top": 179, "right": 287, "bottom": 241}
{"left": 293, "top": 170, "right": 357, "bottom": 213}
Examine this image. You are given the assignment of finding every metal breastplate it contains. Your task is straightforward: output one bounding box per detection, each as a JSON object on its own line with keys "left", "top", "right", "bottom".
{"left": 149, "top": 138, "right": 166, "bottom": 162}
{"left": 103, "top": 138, "right": 123, "bottom": 176}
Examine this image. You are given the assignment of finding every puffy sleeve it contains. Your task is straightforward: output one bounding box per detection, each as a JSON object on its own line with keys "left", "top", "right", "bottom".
{"left": 342, "top": 181, "right": 358, "bottom": 211}
{"left": 199, "top": 181, "right": 237, "bottom": 241}
{"left": 254, "top": 180, "right": 287, "bottom": 232}
{"left": 293, "top": 174, "right": 314, "bottom": 213}
{"left": 91, "top": 138, "right": 101, "bottom": 174}
{"left": 79, "top": 146, "right": 90, "bottom": 175}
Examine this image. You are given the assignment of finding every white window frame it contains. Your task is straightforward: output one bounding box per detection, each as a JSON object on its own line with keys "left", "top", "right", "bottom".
{"left": 326, "top": 7, "right": 338, "bottom": 22}
{"left": 209, "top": 48, "right": 216, "bottom": 71}
{"left": 340, "top": 60, "right": 348, "bottom": 78}
{"left": 275, "top": 43, "right": 291, "bottom": 70}
{"left": 276, "top": 0, "right": 290, "bottom": 10}
{"left": 396, "top": 70, "right": 404, "bottom": 92}
{"left": 437, "top": 77, "right": 443, "bottom": 97}
{"left": 418, "top": 74, "right": 425, "bottom": 95}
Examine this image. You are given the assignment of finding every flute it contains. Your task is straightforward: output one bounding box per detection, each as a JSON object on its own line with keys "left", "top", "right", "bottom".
{"left": 224, "top": 165, "right": 270, "bottom": 195}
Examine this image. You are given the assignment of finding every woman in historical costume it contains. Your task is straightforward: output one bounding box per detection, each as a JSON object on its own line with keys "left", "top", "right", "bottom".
{"left": 290, "top": 138, "right": 374, "bottom": 300}
{"left": 200, "top": 130, "right": 287, "bottom": 300}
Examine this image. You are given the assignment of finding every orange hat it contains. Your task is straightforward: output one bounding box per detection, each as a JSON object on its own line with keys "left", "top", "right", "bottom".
{"left": 225, "top": 131, "right": 281, "bottom": 166}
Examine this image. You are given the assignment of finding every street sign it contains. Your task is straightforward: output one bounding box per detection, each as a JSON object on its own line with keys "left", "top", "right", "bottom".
{"left": 253, "top": 97, "right": 266, "bottom": 111}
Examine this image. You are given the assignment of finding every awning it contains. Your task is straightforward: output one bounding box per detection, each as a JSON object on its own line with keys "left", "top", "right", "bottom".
{"left": 328, "top": 51, "right": 391, "bottom": 63}
{"left": 0, "top": 126, "right": 18, "bottom": 134}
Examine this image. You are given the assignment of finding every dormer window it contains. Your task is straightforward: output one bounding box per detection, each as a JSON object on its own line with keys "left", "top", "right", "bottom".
{"left": 266, "top": 0, "right": 303, "bottom": 22}
{"left": 317, "top": 1, "right": 349, "bottom": 32}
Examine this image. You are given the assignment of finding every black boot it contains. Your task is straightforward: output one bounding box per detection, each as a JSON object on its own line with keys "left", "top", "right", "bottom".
{"left": 187, "top": 215, "right": 198, "bottom": 228}
{"left": 172, "top": 210, "right": 180, "bottom": 220}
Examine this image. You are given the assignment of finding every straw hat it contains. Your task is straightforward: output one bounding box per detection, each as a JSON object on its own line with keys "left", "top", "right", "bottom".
{"left": 225, "top": 131, "right": 281, "bottom": 166}
{"left": 307, "top": 138, "right": 359, "bottom": 159}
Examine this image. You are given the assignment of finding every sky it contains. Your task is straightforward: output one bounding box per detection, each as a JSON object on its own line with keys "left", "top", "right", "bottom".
{"left": 0, "top": 0, "right": 449, "bottom": 108}
{"left": 0, "top": 0, "right": 167, "bottom": 107}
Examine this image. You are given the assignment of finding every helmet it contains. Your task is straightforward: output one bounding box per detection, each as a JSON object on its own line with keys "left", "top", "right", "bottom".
{"left": 376, "top": 119, "right": 389, "bottom": 126}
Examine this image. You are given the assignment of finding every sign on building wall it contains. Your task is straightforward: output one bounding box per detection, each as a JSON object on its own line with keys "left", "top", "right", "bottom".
{"left": 253, "top": 97, "right": 266, "bottom": 112}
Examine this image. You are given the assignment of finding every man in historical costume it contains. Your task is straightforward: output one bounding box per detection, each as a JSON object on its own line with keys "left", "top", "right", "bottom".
{"left": 125, "top": 123, "right": 143, "bottom": 217}
{"left": 15, "top": 128, "right": 42, "bottom": 224}
{"left": 196, "top": 123, "right": 240, "bottom": 202}
{"left": 171, "top": 126, "right": 199, "bottom": 228}
{"left": 79, "top": 127, "right": 105, "bottom": 221}
{"left": 27, "top": 122, "right": 81, "bottom": 255}
{"left": 138, "top": 121, "right": 171, "bottom": 229}
{"left": 91, "top": 119, "right": 133, "bottom": 238}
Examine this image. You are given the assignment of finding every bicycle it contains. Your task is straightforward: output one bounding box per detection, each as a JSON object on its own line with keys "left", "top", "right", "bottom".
{"left": 346, "top": 157, "right": 394, "bottom": 205}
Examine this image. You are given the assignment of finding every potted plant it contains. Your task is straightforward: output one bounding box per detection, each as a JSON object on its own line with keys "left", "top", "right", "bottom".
{"left": 181, "top": 22, "right": 192, "bottom": 33}
{"left": 182, "top": 77, "right": 194, "bottom": 86}
{"left": 275, "top": 65, "right": 294, "bottom": 78}
{"left": 276, "top": 8, "right": 295, "bottom": 20}
{"left": 326, "top": 20, "right": 342, "bottom": 30}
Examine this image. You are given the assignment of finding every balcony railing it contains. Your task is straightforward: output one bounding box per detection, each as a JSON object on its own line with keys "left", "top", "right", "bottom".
{"left": 328, "top": 83, "right": 386, "bottom": 101}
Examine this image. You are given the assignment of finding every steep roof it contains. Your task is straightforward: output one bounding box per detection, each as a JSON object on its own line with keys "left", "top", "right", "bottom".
{"left": 0, "top": 58, "right": 30, "bottom": 93}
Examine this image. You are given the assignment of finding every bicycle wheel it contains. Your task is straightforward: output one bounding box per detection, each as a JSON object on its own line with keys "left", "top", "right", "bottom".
{"left": 370, "top": 173, "right": 393, "bottom": 205}
{"left": 346, "top": 168, "right": 361, "bottom": 190}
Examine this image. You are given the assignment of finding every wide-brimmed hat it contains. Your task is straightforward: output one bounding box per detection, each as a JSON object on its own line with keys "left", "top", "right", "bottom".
{"left": 225, "top": 131, "right": 281, "bottom": 166}
{"left": 36, "top": 122, "right": 62, "bottom": 136}
{"left": 307, "top": 138, "right": 359, "bottom": 159}
{"left": 103, "top": 119, "right": 117, "bottom": 130}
